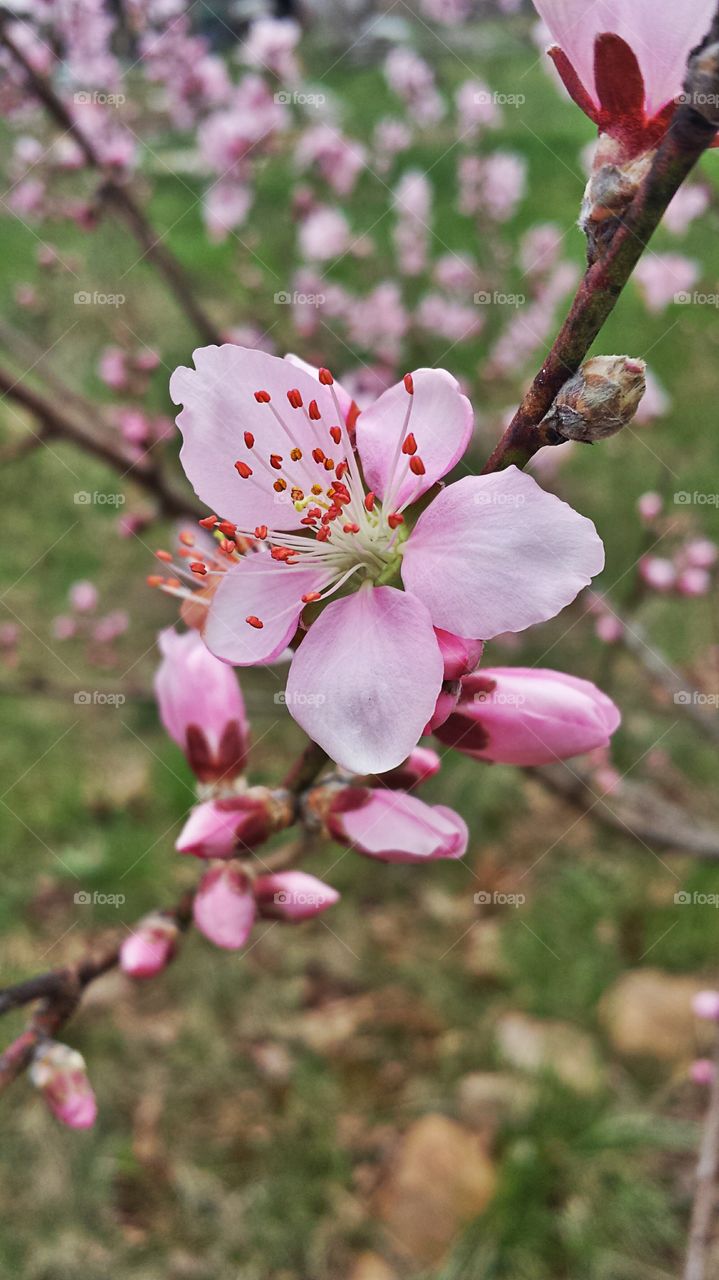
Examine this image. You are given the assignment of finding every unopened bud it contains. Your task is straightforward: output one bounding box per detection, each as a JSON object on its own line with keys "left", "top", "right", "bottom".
{"left": 176, "top": 787, "right": 294, "bottom": 858}
{"left": 580, "top": 143, "right": 653, "bottom": 262}
{"left": 254, "top": 871, "right": 339, "bottom": 921}
{"left": 29, "top": 1041, "right": 97, "bottom": 1129}
{"left": 547, "top": 355, "right": 646, "bottom": 443}
{"left": 379, "top": 747, "right": 442, "bottom": 790}
{"left": 119, "top": 912, "right": 179, "bottom": 979}
{"left": 193, "top": 861, "right": 255, "bottom": 950}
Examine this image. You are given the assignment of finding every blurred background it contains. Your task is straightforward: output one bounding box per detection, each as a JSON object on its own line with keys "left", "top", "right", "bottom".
{"left": 1, "top": 2, "right": 719, "bottom": 1277}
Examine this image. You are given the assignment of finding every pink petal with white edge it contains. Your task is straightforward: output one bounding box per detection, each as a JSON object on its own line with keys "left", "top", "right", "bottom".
{"left": 193, "top": 863, "right": 256, "bottom": 950}
{"left": 534, "top": 0, "right": 717, "bottom": 117}
{"left": 331, "top": 788, "right": 468, "bottom": 862}
{"left": 285, "top": 585, "right": 443, "bottom": 774}
{"left": 401, "top": 467, "right": 604, "bottom": 639}
{"left": 204, "top": 553, "right": 330, "bottom": 666}
{"left": 355, "top": 368, "right": 473, "bottom": 508}
{"left": 170, "top": 344, "right": 339, "bottom": 532}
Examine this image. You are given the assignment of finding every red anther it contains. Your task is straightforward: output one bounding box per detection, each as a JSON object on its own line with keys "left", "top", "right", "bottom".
{"left": 409, "top": 456, "right": 426, "bottom": 476}
{"left": 329, "top": 426, "right": 342, "bottom": 445}
{"left": 364, "top": 492, "right": 376, "bottom": 512}
{"left": 308, "top": 399, "right": 321, "bottom": 420}
{"left": 219, "top": 539, "right": 236, "bottom": 555}
{"left": 190, "top": 562, "right": 207, "bottom": 575}
{"left": 308, "top": 507, "right": 322, "bottom": 519}
{"left": 254, "top": 390, "right": 271, "bottom": 403}
{"left": 273, "top": 479, "right": 287, "bottom": 492}
{"left": 179, "top": 531, "right": 195, "bottom": 547}
{"left": 301, "top": 516, "right": 317, "bottom": 526}
{"left": 235, "top": 460, "right": 253, "bottom": 479}
{"left": 178, "top": 548, "right": 192, "bottom": 558}
{"left": 166, "top": 578, "right": 181, "bottom": 589}
{"left": 290, "top": 447, "right": 303, "bottom": 461}
{"left": 270, "top": 454, "right": 283, "bottom": 470}
{"left": 323, "top": 457, "right": 335, "bottom": 471}
{"left": 343, "top": 522, "right": 360, "bottom": 534}
{"left": 318, "top": 367, "right": 334, "bottom": 385}
{"left": 218, "top": 520, "right": 237, "bottom": 537}
{"left": 302, "top": 591, "right": 322, "bottom": 603}
{"left": 335, "top": 461, "right": 348, "bottom": 480}
{"left": 246, "top": 615, "right": 264, "bottom": 629}
{"left": 290, "top": 487, "right": 304, "bottom": 502}
{"left": 403, "top": 372, "right": 414, "bottom": 394}
{"left": 146, "top": 574, "right": 164, "bottom": 587}
{"left": 388, "top": 512, "right": 404, "bottom": 529}
{"left": 316, "top": 526, "right": 331, "bottom": 542}
{"left": 402, "top": 432, "right": 417, "bottom": 455}
{"left": 198, "top": 514, "right": 217, "bottom": 529}
{"left": 312, "top": 447, "right": 325, "bottom": 464}
{"left": 243, "top": 431, "right": 255, "bottom": 449}
{"left": 155, "top": 549, "right": 173, "bottom": 562}
{"left": 254, "top": 525, "right": 268, "bottom": 539}
{"left": 271, "top": 546, "right": 296, "bottom": 563}
{"left": 287, "top": 388, "right": 303, "bottom": 409}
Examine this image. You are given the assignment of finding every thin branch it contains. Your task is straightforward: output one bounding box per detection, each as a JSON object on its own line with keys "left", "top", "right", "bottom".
{"left": 684, "top": 1031, "right": 719, "bottom": 1280}
{"left": 483, "top": 26, "right": 719, "bottom": 473}
{"left": 0, "top": 360, "right": 200, "bottom": 519}
{"left": 0, "top": 18, "right": 223, "bottom": 347}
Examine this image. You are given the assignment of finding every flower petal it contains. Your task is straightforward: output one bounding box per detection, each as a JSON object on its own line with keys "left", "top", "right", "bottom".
{"left": 204, "top": 553, "right": 331, "bottom": 666}
{"left": 329, "top": 787, "right": 468, "bottom": 862}
{"left": 170, "top": 344, "right": 339, "bottom": 531}
{"left": 285, "top": 585, "right": 443, "bottom": 773}
{"left": 401, "top": 467, "right": 604, "bottom": 639}
{"left": 355, "top": 368, "right": 473, "bottom": 508}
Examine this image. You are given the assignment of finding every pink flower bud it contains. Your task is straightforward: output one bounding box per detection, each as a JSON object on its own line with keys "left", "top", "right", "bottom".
{"left": 193, "top": 862, "right": 256, "bottom": 949}
{"left": 595, "top": 615, "right": 623, "bottom": 644}
{"left": 434, "top": 629, "right": 484, "bottom": 680}
{"left": 254, "top": 871, "right": 339, "bottom": 921}
{"left": 637, "top": 491, "right": 663, "bottom": 523}
{"left": 693, "top": 990, "right": 719, "bottom": 1021}
{"left": 176, "top": 790, "right": 292, "bottom": 858}
{"left": 685, "top": 539, "right": 718, "bottom": 570}
{"left": 155, "top": 628, "right": 249, "bottom": 783}
{"left": 677, "top": 568, "right": 711, "bottom": 598}
{"left": 68, "top": 580, "right": 98, "bottom": 613}
{"left": 691, "top": 1058, "right": 716, "bottom": 1086}
{"left": 29, "top": 1042, "right": 97, "bottom": 1129}
{"left": 435, "top": 667, "right": 620, "bottom": 766}
{"left": 326, "top": 786, "right": 468, "bottom": 863}
{"left": 380, "top": 747, "right": 442, "bottom": 790}
{"left": 639, "top": 556, "right": 676, "bottom": 593}
{"left": 119, "top": 913, "right": 179, "bottom": 979}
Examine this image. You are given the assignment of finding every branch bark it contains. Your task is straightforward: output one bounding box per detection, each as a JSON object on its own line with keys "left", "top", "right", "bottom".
{"left": 684, "top": 1032, "right": 719, "bottom": 1280}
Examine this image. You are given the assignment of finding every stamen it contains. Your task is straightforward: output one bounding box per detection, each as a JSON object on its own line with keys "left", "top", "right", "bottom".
{"left": 308, "top": 399, "right": 321, "bottom": 420}
{"left": 255, "top": 525, "right": 268, "bottom": 539}
{"left": 364, "top": 492, "right": 376, "bottom": 512}
{"left": 287, "top": 388, "right": 303, "bottom": 409}
{"left": 409, "top": 456, "right": 426, "bottom": 476}
{"left": 270, "top": 454, "right": 283, "bottom": 470}
{"left": 235, "top": 460, "right": 253, "bottom": 479}
{"left": 198, "top": 515, "right": 217, "bottom": 529}
{"left": 179, "top": 531, "right": 195, "bottom": 547}
{"left": 388, "top": 513, "right": 404, "bottom": 529}
{"left": 244, "top": 431, "right": 255, "bottom": 449}
{"left": 403, "top": 373, "right": 414, "bottom": 394}
{"left": 254, "top": 390, "right": 271, "bottom": 403}
{"left": 318, "top": 368, "right": 333, "bottom": 385}
{"left": 155, "top": 550, "right": 172, "bottom": 562}
{"left": 402, "top": 433, "right": 417, "bottom": 455}
{"left": 190, "top": 562, "right": 207, "bottom": 576}
{"left": 246, "top": 616, "right": 264, "bottom": 628}
{"left": 329, "top": 426, "right": 341, "bottom": 445}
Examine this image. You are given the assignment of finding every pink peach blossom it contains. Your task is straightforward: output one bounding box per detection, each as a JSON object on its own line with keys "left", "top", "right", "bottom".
{"left": 176, "top": 795, "right": 277, "bottom": 857}
{"left": 170, "top": 348, "right": 604, "bottom": 773}
{"left": 534, "top": 0, "right": 718, "bottom": 154}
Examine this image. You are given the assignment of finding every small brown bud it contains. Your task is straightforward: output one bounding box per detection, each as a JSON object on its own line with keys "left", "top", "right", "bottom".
{"left": 546, "top": 355, "right": 646, "bottom": 443}
{"left": 681, "top": 41, "right": 719, "bottom": 129}
{"left": 579, "top": 143, "right": 653, "bottom": 263}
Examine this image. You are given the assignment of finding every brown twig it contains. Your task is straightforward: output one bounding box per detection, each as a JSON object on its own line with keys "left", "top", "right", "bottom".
{"left": 0, "top": 18, "right": 223, "bottom": 347}
{"left": 0, "top": 360, "right": 200, "bottom": 519}
{"left": 483, "top": 23, "right": 719, "bottom": 474}
{"left": 684, "top": 1032, "right": 719, "bottom": 1280}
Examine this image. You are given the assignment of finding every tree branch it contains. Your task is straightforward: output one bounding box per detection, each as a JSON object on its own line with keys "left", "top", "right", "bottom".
{"left": 684, "top": 1031, "right": 719, "bottom": 1280}
{"left": 0, "top": 18, "right": 223, "bottom": 347}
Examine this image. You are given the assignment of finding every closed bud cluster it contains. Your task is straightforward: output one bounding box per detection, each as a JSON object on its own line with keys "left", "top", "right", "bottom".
{"left": 547, "top": 355, "right": 646, "bottom": 444}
